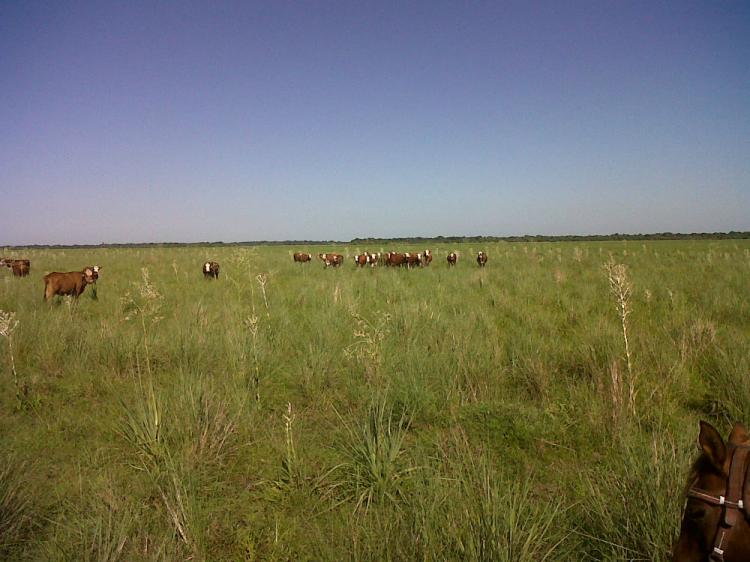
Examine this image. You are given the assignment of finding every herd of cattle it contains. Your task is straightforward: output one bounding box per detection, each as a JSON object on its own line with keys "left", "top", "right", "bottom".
{"left": 1, "top": 250, "right": 488, "bottom": 302}
{"left": 293, "top": 250, "right": 488, "bottom": 268}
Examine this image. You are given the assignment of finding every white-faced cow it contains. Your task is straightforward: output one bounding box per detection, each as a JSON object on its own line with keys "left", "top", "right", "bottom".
{"left": 293, "top": 252, "right": 312, "bottom": 263}
{"left": 447, "top": 252, "right": 458, "bottom": 267}
{"left": 203, "top": 261, "right": 220, "bottom": 279}
{"left": 477, "top": 251, "right": 488, "bottom": 267}
{"left": 422, "top": 249, "right": 433, "bottom": 266}
{"left": 43, "top": 268, "right": 97, "bottom": 301}
{"left": 318, "top": 253, "right": 343, "bottom": 268}
{"left": 404, "top": 252, "right": 423, "bottom": 268}
{"left": 354, "top": 253, "right": 380, "bottom": 268}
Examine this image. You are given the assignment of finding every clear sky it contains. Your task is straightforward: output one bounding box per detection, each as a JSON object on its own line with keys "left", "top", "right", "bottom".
{"left": 1, "top": 1, "right": 748, "bottom": 244}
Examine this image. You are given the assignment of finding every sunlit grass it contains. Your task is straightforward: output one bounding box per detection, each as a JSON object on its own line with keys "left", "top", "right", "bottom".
{"left": 0, "top": 240, "right": 748, "bottom": 559}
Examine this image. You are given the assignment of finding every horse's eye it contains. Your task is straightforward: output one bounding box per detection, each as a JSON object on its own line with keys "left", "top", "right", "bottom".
{"left": 687, "top": 506, "right": 706, "bottom": 520}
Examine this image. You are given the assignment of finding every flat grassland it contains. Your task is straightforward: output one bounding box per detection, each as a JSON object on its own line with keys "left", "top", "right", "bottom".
{"left": 1, "top": 241, "right": 749, "bottom": 561}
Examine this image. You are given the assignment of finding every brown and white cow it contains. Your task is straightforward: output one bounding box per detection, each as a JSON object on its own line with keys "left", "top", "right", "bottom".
{"left": 447, "top": 252, "right": 458, "bottom": 267}
{"left": 43, "top": 268, "right": 97, "bottom": 301}
{"left": 404, "top": 252, "right": 423, "bottom": 268}
{"left": 1, "top": 258, "right": 30, "bottom": 277}
{"left": 385, "top": 252, "right": 407, "bottom": 267}
{"left": 422, "top": 249, "right": 433, "bottom": 266}
{"left": 293, "top": 252, "right": 312, "bottom": 263}
{"left": 203, "top": 261, "right": 220, "bottom": 279}
{"left": 318, "top": 253, "right": 343, "bottom": 268}
{"left": 477, "top": 251, "right": 488, "bottom": 267}
{"left": 84, "top": 265, "right": 102, "bottom": 282}
{"left": 354, "top": 253, "right": 380, "bottom": 268}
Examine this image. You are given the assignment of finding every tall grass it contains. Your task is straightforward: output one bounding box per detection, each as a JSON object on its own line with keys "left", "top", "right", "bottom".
{"left": 0, "top": 240, "right": 748, "bottom": 559}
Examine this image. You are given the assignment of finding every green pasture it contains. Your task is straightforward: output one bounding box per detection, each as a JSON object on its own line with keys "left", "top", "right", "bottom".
{"left": 1, "top": 240, "right": 749, "bottom": 560}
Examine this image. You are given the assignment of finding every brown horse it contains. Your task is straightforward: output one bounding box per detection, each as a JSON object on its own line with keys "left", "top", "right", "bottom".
{"left": 674, "top": 421, "right": 750, "bottom": 561}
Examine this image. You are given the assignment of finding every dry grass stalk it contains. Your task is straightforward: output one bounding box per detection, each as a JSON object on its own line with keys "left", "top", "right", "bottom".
{"left": 344, "top": 309, "right": 391, "bottom": 383}
{"left": 605, "top": 261, "right": 636, "bottom": 416}
{"left": 0, "top": 310, "right": 23, "bottom": 409}
{"left": 244, "top": 314, "right": 261, "bottom": 404}
{"left": 121, "top": 268, "right": 164, "bottom": 377}
{"left": 256, "top": 273, "right": 269, "bottom": 312}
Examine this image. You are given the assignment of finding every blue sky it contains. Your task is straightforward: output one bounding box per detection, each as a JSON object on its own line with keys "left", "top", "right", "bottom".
{"left": 1, "top": 1, "right": 748, "bottom": 244}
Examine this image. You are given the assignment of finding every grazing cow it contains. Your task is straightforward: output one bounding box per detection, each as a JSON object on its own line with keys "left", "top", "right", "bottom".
{"left": 477, "top": 251, "right": 488, "bottom": 267}
{"left": 422, "top": 249, "right": 433, "bottom": 266}
{"left": 203, "top": 261, "right": 220, "bottom": 279}
{"left": 404, "top": 252, "right": 423, "bottom": 268}
{"left": 43, "top": 268, "right": 97, "bottom": 301}
{"left": 318, "top": 253, "right": 343, "bottom": 268}
{"left": 447, "top": 252, "right": 458, "bottom": 267}
{"left": 293, "top": 252, "right": 312, "bottom": 263}
{"left": 2, "top": 259, "right": 30, "bottom": 277}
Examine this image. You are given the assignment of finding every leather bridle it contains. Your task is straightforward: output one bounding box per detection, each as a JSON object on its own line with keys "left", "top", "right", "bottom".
{"left": 686, "top": 445, "right": 750, "bottom": 561}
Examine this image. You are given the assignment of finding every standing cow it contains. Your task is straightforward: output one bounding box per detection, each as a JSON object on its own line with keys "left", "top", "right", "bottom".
{"left": 385, "top": 252, "right": 407, "bottom": 267}
{"left": 1, "top": 258, "right": 30, "bottom": 277}
{"left": 203, "top": 261, "right": 220, "bottom": 279}
{"left": 43, "top": 268, "right": 98, "bottom": 301}
{"left": 447, "top": 252, "right": 458, "bottom": 267}
{"left": 318, "top": 253, "right": 343, "bottom": 268}
{"left": 293, "top": 252, "right": 312, "bottom": 263}
{"left": 404, "top": 252, "right": 423, "bottom": 268}
{"left": 477, "top": 251, "right": 488, "bottom": 267}
{"left": 422, "top": 249, "right": 433, "bottom": 266}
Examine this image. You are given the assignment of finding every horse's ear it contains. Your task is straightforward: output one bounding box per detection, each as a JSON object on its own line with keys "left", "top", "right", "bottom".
{"left": 728, "top": 423, "right": 749, "bottom": 445}
{"left": 699, "top": 421, "right": 726, "bottom": 470}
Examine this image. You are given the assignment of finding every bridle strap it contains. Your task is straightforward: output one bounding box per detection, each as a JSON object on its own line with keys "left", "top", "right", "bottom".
{"left": 688, "top": 444, "right": 750, "bottom": 562}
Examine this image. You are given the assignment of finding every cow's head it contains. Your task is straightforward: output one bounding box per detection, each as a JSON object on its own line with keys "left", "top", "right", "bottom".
{"left": 83, "top": 268, "right": 97, "bottom": 283}
{"left": 204, "top": 262, "right": 211, "bottom": 272}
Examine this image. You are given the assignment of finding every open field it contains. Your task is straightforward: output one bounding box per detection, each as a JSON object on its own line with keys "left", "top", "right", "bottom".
{"left": 1, "top": 240, "right": 749, "bottom": 561}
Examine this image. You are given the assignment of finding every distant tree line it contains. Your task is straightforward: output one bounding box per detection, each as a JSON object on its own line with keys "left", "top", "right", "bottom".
{"left": 4, "top": 231, "right": 748, "bottom": 250}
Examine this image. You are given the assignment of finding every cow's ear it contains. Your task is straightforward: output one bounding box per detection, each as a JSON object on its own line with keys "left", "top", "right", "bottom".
{"left": 699, "top": 421, "right": 726, "bottom": 471}
{"left": 729, "top": 423, "right": 749, "bottom": 446}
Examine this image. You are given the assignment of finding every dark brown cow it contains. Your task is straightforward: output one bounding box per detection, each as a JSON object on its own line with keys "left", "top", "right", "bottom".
{"left": 477, "top": 251, "right": 488, "bottom": 267}
{"left": 203, "top": 261, "right": 220, "bottom": 279}
{"left": 447, "top": 252, "right": 458, "bottom": 267}
{"left": 422, "top": 249, "right": 433, "bottom": 266}
{"left": 43, "top": 268, "right": 97, "bottom": 301}
{"left": 293, "top": 252, "right": 312, "bottom": 263}
{"left": 2, "top": 258, "right": 30, "bottom": 277}
{"left": 318, "top": 253, "right": 343, "bottom": 268}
